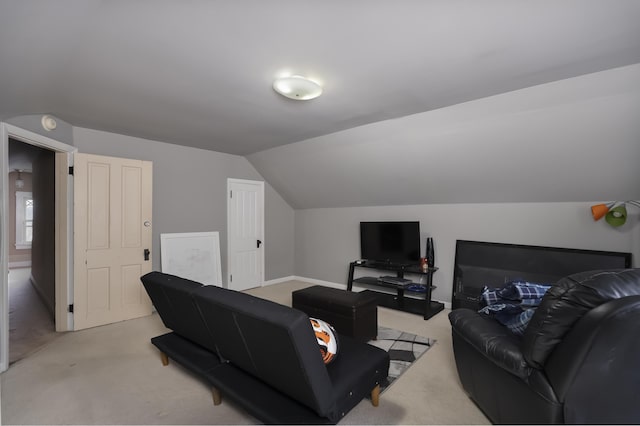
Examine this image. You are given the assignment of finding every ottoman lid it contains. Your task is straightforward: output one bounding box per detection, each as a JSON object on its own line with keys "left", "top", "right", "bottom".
{"left": 293, "top": 285, "right": 377, "bottom": 312}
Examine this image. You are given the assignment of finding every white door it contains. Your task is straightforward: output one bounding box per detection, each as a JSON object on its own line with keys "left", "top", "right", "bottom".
{"left": 73, "top": 153, "right": 153, "bottom": 330}
{"left": 227, "top": 179, "right": 264, "bottom": 291}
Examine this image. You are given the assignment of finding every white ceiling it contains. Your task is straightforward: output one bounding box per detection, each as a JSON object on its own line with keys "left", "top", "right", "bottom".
{"left": 2, "top": 1, "right": 640, "bottom": 210}
{"left": 2, "top": 0, "right": 640, "bottom": 157}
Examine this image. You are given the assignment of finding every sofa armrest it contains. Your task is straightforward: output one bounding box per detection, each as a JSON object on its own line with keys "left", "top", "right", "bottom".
{"left": 449, "top": 309, "right": 532, "bottom": 379}
{"left": 544, "top": 296, "right": 640, "bottom": 424}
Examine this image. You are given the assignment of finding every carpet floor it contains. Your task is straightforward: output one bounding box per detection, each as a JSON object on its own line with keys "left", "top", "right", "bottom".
{"left": 0, "top": 280, "right": 489, "bottom": 425}
{"left": 8, "top": 268, "right": 59, "bottom": 365}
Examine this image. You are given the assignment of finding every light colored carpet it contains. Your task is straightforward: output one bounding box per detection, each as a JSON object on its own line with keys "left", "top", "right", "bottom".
{"left": 0, "top": 280, "right": 490, "bottom": 425}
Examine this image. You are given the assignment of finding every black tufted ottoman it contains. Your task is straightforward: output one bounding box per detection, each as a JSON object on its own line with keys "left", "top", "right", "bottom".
{"left": 292, "top": 285, "right": 378, "bottom": 341}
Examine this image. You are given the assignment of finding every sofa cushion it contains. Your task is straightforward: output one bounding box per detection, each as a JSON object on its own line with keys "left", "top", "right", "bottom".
{"left": 140, "top": 271, "right": 217, "bottom": 353}
{"left": 522, "top": 269, "right": 640, "bottom": 369}
{"left": 151, "top": 332, "right": 222, "bottom": 375}
{"left": 191, "top": 285, "right": 336, "bottom": 417}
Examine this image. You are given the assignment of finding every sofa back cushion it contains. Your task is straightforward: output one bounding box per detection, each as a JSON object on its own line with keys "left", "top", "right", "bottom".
{"left": 522, "top": 269, "right": 640, "bottom": 369}
{"left": 192, "top": 285, "right": 334, "bottom": 417}
{"left": 140, "top": 272, "right": 217, "bottom": 352}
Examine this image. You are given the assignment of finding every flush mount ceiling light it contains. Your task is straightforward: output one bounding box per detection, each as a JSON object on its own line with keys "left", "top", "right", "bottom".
{"left": 273, "top": 75, "right": 322, "bottom": 100}
{"left": 41, "top": 115, "right": 57, "bottom": 131}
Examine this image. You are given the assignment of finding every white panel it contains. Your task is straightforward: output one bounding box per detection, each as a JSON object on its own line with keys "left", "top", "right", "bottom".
{"left": 236, "top": 250, "right": 257, "bottom": 275}
{"left": 245, "top": 191, "right": 256, "bottom": 238}
{"left": 160, "top": 232, "right": 222, "bottom": 286}
{"left": 248, "top": 251, "right": 257, "bottom": 274}
{"left": 87, "top": 163, "right": 110, "bottom": 249}
{"left": 87, "top": 268, "right": 110, "bottom": 312}
{"left": 234, "top": 195, "right": 242, "bottom": 238}
{"left": 122, "top": 264, "right": 142, "bottom": 305}
{"left": 121, "top": 166, "right": 142, "bottom": 248}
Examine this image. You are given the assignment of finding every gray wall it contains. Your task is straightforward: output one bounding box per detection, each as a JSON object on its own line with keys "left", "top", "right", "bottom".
{"left": 295, "top": 202, "right": 639, "bottom": 304}
{"left": 30, "top": 150, "right": 56, "bottom": 315}
{"left": 6, "top": 115, "right": 73, "bottom": 147}
{"left": 248, "top": 64, "right": 640, "bottom": 209}
{"left": 265, "top": 184, "right": 295, "bottom": 280}
{"left": 73, "top": 127, "right": 295, "bottom": 283}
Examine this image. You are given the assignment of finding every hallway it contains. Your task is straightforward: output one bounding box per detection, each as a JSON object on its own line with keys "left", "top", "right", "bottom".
{"left": 8, "top": 268, "right": 60, "bottom": 365}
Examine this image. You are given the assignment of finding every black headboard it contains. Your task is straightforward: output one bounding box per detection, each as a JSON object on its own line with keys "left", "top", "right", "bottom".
{"left": 452, "top": 240, "right": 632, "bottom": 310}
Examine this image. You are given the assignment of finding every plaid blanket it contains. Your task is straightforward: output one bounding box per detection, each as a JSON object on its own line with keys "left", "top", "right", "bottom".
{"left": 478, "top": 281, "right": 551, "bottom": 335}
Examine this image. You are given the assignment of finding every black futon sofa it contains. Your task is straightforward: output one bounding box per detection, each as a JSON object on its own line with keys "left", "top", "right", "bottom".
{"left": 140, "top": 271, "right": 390, "bottom": 424}
{"left": 449, "top": 268, "right": 640, "bottom": 424}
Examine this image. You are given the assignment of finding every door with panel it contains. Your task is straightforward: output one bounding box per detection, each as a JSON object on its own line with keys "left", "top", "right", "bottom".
{"left": 73, "top": 153, "right": 153, "bottom": 330}
{"left": 227, "top": 179, "right": 264, "bottom": 291}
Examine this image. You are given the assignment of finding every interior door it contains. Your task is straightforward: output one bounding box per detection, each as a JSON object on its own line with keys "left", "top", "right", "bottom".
{"left": 73, "top": 153, "right": 153, "bottom": 330}
{"left": 227, "top": 179, "right": 264, "bottom": 291}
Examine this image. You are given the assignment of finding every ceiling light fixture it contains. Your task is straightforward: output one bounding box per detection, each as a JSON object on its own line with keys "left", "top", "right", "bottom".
{"left": 273, "top": 75, "right": 322, "bottom": 100}
{"left": 41, "top": 115, "right": 57, "bottom": 131}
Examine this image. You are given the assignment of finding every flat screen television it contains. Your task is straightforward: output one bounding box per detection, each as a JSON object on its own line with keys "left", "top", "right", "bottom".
{"left": 360, "top": 221, "right": 420, "bottom": 264}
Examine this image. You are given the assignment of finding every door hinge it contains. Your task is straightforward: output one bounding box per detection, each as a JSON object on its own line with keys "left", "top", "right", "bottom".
{"left": 230, "top": 190, "right": 232, "bottom": 198}
{"left": 68, "top": 304, "right": 74, "bottom": 313}
{"left": 230, "top": 274, "right": 232, "bottom": 282}
{"left": 68, "top": 166, "right": 74, "bottom": 175}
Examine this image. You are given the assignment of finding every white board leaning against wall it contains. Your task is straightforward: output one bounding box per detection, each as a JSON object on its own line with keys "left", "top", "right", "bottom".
{"left": 160, "top": 232, "right": 222, "bottom": 286}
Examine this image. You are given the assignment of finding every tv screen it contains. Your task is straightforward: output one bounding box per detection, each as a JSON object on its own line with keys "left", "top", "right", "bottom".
{"left": 360, "top": 221, "right": 420, "bottom": 264}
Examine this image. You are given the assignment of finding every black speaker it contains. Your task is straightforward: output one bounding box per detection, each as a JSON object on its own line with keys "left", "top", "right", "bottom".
{"left": 426, "top": 237, "right": 435, "bottom": 267}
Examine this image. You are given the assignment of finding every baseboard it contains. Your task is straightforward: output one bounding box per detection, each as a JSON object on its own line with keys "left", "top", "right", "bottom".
{"left": 263, "top": 276, "right": 296, "bottom": 286}
{"left": 292, "top": 276, "right": 346, "bottom": 290}
{"left": 9, "top": 260, "right": 31, "bottom": 268}
{"left": 263, "top": 276, "right": 351, "bottom": 290}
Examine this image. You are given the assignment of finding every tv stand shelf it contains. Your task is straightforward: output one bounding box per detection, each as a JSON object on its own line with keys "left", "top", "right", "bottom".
{"left": 347, "top": 261, "right": 444, "bottom": 320}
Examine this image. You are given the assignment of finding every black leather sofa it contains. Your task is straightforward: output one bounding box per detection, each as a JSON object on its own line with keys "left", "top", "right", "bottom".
{"left": 449, "top": 268, "right": 640, "bottom": 424}
{"left": 140, "top": 271, "right": 390, "bottom": 424}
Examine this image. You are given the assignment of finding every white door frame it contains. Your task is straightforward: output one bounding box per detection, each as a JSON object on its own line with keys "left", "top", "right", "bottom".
{"left": 0, "top": 122, "right": 76, "bottom": 373}
{"left": 226, "top": 178, "right": 265, "bottom": 289}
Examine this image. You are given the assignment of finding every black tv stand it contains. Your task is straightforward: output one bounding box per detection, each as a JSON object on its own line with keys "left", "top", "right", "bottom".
{"left": 347, "top": 260, "right": 444, "bottom": 320}
{"left": 364, "top": 260, "right": 411, "bottom": 269}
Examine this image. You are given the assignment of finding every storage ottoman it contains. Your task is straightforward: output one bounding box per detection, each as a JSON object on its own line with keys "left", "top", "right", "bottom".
{"left": 292, "top": 285, "right": 378, "bottom": 341}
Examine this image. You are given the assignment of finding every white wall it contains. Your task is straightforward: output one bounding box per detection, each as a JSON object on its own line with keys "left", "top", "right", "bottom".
{"left": 295, "top": 202, "right": 639, "bottom": 303}
{"left": 73, "top": 127, "right": 295, "bottom": 283}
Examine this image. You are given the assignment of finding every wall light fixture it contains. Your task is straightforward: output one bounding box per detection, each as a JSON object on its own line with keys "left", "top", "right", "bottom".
{"left": 591, "top": 201, "right": 640, "bottom": 227}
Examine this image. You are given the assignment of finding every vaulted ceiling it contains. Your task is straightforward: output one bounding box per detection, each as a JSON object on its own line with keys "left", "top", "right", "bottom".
{"left": 2, "top": 1, "right": 640, "bottom": 208}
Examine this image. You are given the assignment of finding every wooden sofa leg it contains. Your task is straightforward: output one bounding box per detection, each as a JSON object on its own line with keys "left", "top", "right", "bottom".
{"left": 371, "top": 384, "right": 380, "bottom": 407}
{"left": 160, "top": 352, "right": 169, "bottom": 366}
{"left": 212, "top": 388, "right": 222, "bottom": 406}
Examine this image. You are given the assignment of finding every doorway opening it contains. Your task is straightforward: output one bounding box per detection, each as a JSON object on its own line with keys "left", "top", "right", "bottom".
{"left": 7, "top": 139, "right": 58, "bottom": 364}
{"left": 1, "top": 122, "right": 75, "bottom": 373}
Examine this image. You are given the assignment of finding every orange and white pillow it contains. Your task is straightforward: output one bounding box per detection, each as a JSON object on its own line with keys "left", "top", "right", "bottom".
{"left": 309, "top": 317, "right": 339, "bottom": 364}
